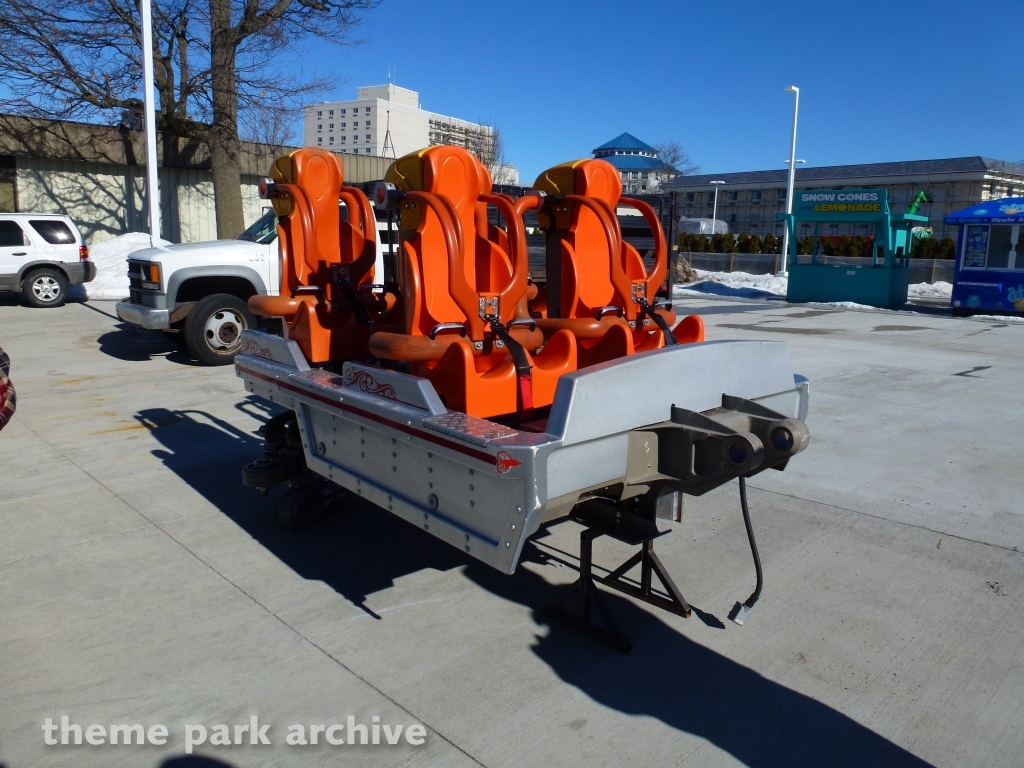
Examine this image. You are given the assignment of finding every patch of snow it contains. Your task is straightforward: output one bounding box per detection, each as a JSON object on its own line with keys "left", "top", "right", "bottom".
{"left": 70, "top": 233, "right": 169, "bottom": 301}
{"left": 674, "top": 269, "right": 952, "bottom": 304}
{"left": 908, "top": 281, "right": 952, "bottom": 299}
{"left": 971, "top": 314, "right": 1024, "bottom": 324}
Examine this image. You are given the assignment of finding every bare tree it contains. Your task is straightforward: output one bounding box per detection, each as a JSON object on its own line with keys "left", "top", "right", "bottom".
{"left": 238, "top": 104, "right": 299, "bottom": 146}
{"left": 473, "top": 122, "right": 516, "bottom": 186}
{"left": 653, "top": 140, "right": 701, "bottom": 176}
{"left": 0, "top": 0, "right": 378, "bottom": 238}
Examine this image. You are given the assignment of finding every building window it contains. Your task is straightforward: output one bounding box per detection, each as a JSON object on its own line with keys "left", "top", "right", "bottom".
{"left": 328, "top": 123, "right": 333, "bottom": 129}
{"left": 685, "top": 192, "right": 695, "bottom": 202}
{"left": 365, "top": 107, "right": 371, "bottom": 114}
{"left": 340, "top": 109, "right": 346, "bottom": 115}
{"left": 317, "top": 137, "right": 322, "bottom": 145}
{"left": 340, "top": 136, "right": 346, "bottom": 143}
{"left": 365, "top": 148, "right": 371, "bottom": 153}
{"left": 777, "top": 189, "right": 787, "bottom": 201}
{"left": 317, "top": 124, "right": 322, "bottom": 131}
{"left": 727, "top": 191, "right": 738, "bottom": 202}
{"left": 353, "top": 136, "right": 358, "bottom": 143}
{"left": 365, "top": 134, "right": 371, "bottom": 141}
{"left": 365, "top": 120, "right": 371, "bottom": 127}
{"left": 329, "top": 136, "right": 334, "bottom": 144}
{"left": 317, "top": 111, "right": 322, "bottom": 117}
{"left": 329, "top": 110, "right": 334, "bottom": 116}
{"left": 340, "top": 122, "right": 345, "bottom": 128}
{"left": 751, "top": 191, "right": 762, "bottom": 202}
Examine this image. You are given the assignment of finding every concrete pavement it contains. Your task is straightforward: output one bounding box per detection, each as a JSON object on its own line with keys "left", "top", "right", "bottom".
{"left": 1, "top": 293, "right": 1022, "bottom": 767}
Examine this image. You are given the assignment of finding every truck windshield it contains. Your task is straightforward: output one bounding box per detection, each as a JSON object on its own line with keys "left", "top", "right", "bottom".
{"left": 237, "top": 210, "right": 278, "bottom": 244}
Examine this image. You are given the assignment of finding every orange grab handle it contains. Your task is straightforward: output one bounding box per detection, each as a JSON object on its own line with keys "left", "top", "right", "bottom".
{"left": 479, "top": 193, "right": 528, "bottom": 325}
{"left": 405, "top": 190, "right": 479, "bottom": 337}
{"left": 275, "top": 182, "right": 325, "bottom": 286}
{"left": 620, "top": 197, "right": 667, "bottom": 297}
{"left": 338, "top": 187, "right": 377, "bottom": 284}
{"left": 564, "top": 194, "right": 634, "bottom": 318}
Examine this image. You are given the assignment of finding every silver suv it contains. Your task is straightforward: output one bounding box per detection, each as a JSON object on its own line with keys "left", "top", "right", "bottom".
{"left": 0, "top": 213, "right": 96, "bottom": 307}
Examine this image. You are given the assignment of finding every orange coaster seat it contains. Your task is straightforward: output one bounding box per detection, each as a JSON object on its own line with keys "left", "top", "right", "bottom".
{"left": 249, "top": 148, "right": 388, "bottom": 364}
{"left": 370, "top": 146, "right": 576, "bottom": 419}
{"left": 528, "top": 159, "right": 703, "bottom": 367}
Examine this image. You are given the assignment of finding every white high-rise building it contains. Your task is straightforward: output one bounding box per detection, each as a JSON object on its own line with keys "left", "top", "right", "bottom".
{"left": 303, "top": 85, "right": 502, "bottom": 168}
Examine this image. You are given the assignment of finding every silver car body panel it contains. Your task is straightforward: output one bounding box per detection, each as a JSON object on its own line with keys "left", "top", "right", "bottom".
{"left": 235, "top": 331, "right": 809, "bottom": 574}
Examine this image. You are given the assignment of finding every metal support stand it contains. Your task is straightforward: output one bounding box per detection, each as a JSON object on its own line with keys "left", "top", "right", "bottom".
{"left": 545, "top": 497, "right": 695, "bottom": 653}
{"left": 601, "top": 540, "right": 692, "bottom": 619}
{"left": 544, "top": 529, "right": 632, "bottom": 653}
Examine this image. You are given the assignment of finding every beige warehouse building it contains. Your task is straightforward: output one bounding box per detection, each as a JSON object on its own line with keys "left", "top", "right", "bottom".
{"left": 668, "top": 158, "right": 1024, "bottom": 241}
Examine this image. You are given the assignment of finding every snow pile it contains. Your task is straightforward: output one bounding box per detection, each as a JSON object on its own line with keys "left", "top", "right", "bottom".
{"left": 674, "top": 269, "right": 787, "bottom": 300}
{"left": 907, "top": 280, "right": 952, "bottom": 299}
{"left": 973, "top": 314, "right": 1024, "bottom": 324}
{"left": 675, "top": 270, "right": 786, "bottom": 301}
{"left": 70, "top": 233, "right": 169, "bottom": 301}
{"left": 674, "top": 269, "right": 953, "bottom": 304}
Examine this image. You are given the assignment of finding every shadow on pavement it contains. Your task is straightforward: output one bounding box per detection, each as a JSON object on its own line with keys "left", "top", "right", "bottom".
{"left": 159, "top": 757, "right": 238, "bottom": 767}
{"left": 99, "top": 325, "right": 198, "bottom": 365}
{"left": 140, "top": 402, "right": 933, "bottom": 768}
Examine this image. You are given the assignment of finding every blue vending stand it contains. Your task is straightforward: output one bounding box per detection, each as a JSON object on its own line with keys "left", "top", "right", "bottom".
{"left": 945, "top": 198, "right": 1024, "bottom": 316}
{"left": 779, "top": 188, "right": 927, "bottom": 309}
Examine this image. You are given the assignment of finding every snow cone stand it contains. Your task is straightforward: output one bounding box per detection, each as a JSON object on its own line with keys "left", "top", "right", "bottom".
{"left": 779, "top": 188, "right": 927, "bottom": 309}
{"left": 233, "top": 147, "right": 811, "bottom": 651}
{"left": 945, "top": 197, "right": 1024, "bottom": 316}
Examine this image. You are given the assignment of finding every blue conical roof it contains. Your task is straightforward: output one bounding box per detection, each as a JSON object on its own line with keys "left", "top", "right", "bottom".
{"left": 592, "top": 132, "right": 658, "bottom": 153}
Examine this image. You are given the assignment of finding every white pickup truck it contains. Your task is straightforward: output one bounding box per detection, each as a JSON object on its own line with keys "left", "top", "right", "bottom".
{"left": 115, "top": 208, "right": 389, "bottom": 365}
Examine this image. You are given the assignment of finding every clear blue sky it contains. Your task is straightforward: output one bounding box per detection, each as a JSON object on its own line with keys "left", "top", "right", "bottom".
{"left": 306, "top": 0, "right": 1022, "bottom": 183}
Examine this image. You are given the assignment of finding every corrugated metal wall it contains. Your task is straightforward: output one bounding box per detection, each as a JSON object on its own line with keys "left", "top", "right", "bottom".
{"left": 16, "top": 157, "right": 269, "bottom": 245}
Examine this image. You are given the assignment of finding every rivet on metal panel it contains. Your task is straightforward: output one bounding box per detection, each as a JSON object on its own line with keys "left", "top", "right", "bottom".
{"left": 516, "top": 506, "right": 522, "bottom": 514}
{"left": 423, "top": 512, "right": 429, "bottom": 520}
{"left": 357, "top": 489, "right": 362, "bottom": 495}
{"left": 388, "top": 505, "right": 392, "bottom": 511}
{"left": 391, "top": 452, "right": 396, "bottom": 458}
{"left": 428, "top": 495, "right": 438, "bottom": 510}
{"left": 360, "top": 426, "right": 364, "bottom": 431}
{"left": 505, "top": 542, "right": 511, "bottom": 548}
{"left": 428, "top": 467, "right": 433, "bottom": 474}
{"left": 423, "top": 524, "right": 429, "bottom": 530}
{"left": 387, "top": 495, "right": 392, "bottom": 502}
{"left": 392, "top": 438, "right": 396, "bottom": 444}
{"left": 464, "top": 534, "right": 470, "bottom": 542}
{"left": 360, "top": 452, "right": 365, "bottom": 457}
{"left": 332, "top": 439, "right": 336, "bottom": 445}
{"left": 469, "top": 500, "right": 475, "bottom": 507}
{"left": 392, "top": 466, "right": 397, "bottom": 472}
{"left": 407, "top": 420, "right": 412, "bottom": 426}
{"left": 360, "top": 438, "right": 364, "bottom": 444}
{"left": 465, "top": 545, "right": 471, "bottom": 552}
{"left": 269, "top": 395, "right": 274, "bottom": 402}
{"left": 510, "top": 524, "right": 516, "bottom": 531}
{"left": 428, "top": 452, "right": 433, "bottom": 459}
{"left": 428, "top": 482, "right": 433, "bottom": 488}
{"left": 407, "top": 434, "right": 412, "bottom": 440}
{"left": 469, "top": 469, "right": 474, "bottom": 475}
{"left": 356, "top": 479, "right": 360, "bottom": 485}
{"left": 469, "top": 484, "right": 474, "bottom": 491}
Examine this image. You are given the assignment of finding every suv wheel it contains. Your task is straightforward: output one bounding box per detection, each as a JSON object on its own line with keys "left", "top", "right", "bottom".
{"left": 183, "top": 293, "right": 256, "bottom": 366}
{"left": 23, "top": 268, "right": 69, "bottom": 308}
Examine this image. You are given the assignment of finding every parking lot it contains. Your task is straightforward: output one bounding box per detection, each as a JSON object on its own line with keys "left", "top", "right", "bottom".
{"left": 1, "top": 292, "right": 1022, "bottom": 767}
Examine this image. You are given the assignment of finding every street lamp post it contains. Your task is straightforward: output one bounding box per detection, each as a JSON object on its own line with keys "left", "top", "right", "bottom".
{"left": 710, "top": 180, "right": 725, "bottom": 244}
{"left": 779, "top": 85, "right": 800, "bottom": 276}
{"left": 140, "top": 0, "right": 160, "bottom": 245}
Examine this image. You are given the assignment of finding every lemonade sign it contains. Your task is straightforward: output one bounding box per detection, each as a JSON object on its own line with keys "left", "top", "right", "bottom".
{"left": 794, "top": 189, "right": 888, "bottom": 217}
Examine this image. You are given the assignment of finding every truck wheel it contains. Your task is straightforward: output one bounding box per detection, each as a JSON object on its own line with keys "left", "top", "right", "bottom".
{"left": 183, "top": 293, "right": 256, "bottom": 365}
{"left": 22, "top": 268, "right": 68, "bottom": 308}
